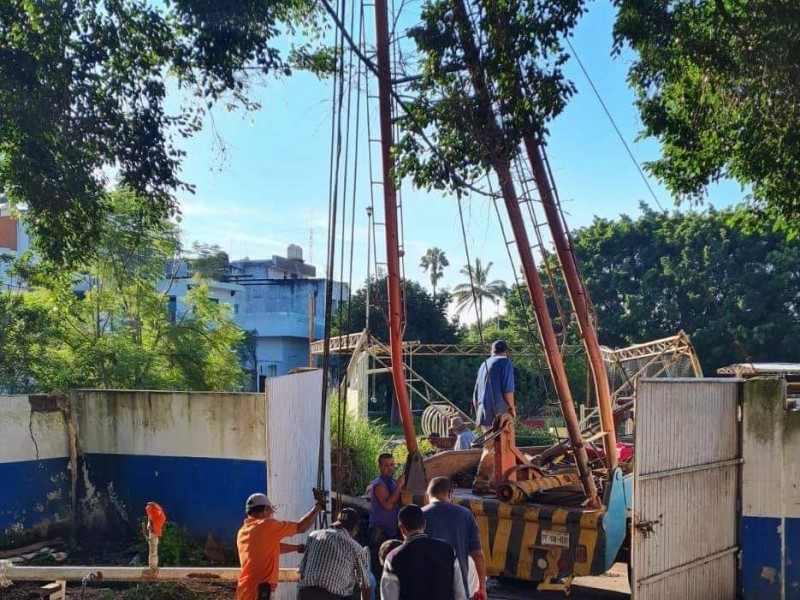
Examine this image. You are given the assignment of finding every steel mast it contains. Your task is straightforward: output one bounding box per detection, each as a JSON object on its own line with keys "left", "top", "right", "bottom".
{"left": 373, "top": 0, "right": 426, "bottom": 492}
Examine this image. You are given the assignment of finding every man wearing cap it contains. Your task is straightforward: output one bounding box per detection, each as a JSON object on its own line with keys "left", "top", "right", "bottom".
{"left": 450, "top": 416, "right": 477, "bottom": 451}
{"left": 236, "top": 492, "right": 323, "bottom": 600}
{"left": 472, "top": 339, "right": 516, "bottom": 492}
{"left": 298, "top": 508, "right": 373, "bottom": 600}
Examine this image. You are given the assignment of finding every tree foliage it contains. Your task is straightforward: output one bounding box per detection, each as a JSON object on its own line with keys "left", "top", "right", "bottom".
{"left": 394, "top": 0, "right": 586, "bottom": 193}
{"left": 451, "top": 258, "right": 507, "bottom": 323}
{"left": 419, "top": 247, "right": 449, "bottom": 296}
{"left": 573, "top": 205, "right": 800, "bottom": 373}
{"left": 1, "top": 188, "right": 245, "bottom": 392}
{"left": 613, "top": 0, "right": 800, "bottom": 236}
{"left": 0, "top": 0, "right": 323, "bottom": 265}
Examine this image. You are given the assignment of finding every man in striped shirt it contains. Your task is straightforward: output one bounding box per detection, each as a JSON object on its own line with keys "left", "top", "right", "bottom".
{"left": 298, "top": 508, "right": 373, "bottom": 600}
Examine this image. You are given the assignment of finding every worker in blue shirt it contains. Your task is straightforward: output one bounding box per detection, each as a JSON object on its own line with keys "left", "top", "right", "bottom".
{"left": 472, "top": 340, "right": 516, "bottom": 492}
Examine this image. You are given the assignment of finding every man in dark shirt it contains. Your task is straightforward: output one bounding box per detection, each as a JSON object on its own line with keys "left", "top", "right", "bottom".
{"left": 472, "top": 339, "right": 516, "bottom": 492}
{"left": 381, "top": 504, "right": 467, "bottom": 600}
{"left": 423, "top": 477, "right": 487, "bottom": 600}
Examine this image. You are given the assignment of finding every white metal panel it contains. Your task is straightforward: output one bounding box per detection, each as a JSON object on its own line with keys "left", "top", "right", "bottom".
{"left": 264, "top": 369, "right": 330, "bottom": 600}
{"left": 634, "top": 379, "right": 741, "bottom": 600}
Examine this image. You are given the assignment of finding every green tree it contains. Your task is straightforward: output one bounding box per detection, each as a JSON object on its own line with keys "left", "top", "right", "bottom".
{"left": 419, "top": 247, "right": 449, "bottom": 296}
{"left": 5, "top": 188, "right": 245, "bottom": 391}
{"left": 613, "top": 0, "right": 800, "bottom": 237}
{"left": 394, "top": 0, "right": 585, "bottom": 193}
{"left": 573, "top": 205, "right": 800, "bottom": 373}
{"left": 0, "top": 290, "right": 57, "bottom": 393}
{"left": 190, "top": 242, "right": 231, "bottom": 280}
{"left": 0, "top": 0, "right": 324, "bottom": 265}
{"left": 451, "top": 259, "right": 507, "bottom": 324}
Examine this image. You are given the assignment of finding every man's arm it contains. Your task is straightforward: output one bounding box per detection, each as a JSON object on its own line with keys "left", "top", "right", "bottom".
{"left": 503, "top": 360, "right": 516, "bottom": 417}
{"left": 279, "top": 542, "right": 304, "bottom": 554}
{"left": 373, "top": 476, "right": 405, "bottom": 511}
{"left": 353, "top": 540, "right": 374, "bottom": 600}
{"left": 293, "top": 501, "right": 323, "bottom": 533}
{"left": 380, "top": 565, "right": 400, "bottom": 600}
{"left": 452, "top": 559, "right": 467, "bottom": 600}
{"left": 504, "top": 391, "right": 516, "bottom": 417}
{"left": 470, "top": 549, "right": 488, "bottom": 600}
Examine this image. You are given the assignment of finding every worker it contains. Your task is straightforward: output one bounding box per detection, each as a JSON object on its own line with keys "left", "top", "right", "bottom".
{"left": 235, "top": 492, "right": 323, "bottom": 600}
{"left": 380, "top": 504, "right": 467, "bottom": 600}
{"left": 367, "top": 453, "right": 405, "bottom": 581}
{"left": 298, "top": 508, "right": 373, "bottom": 600}
{"left": 472, "top": 339, "right": 516, "bottom": 493}
{"left": 450, "top": 416, "right": 477, "bottom": 451}
{"left": 423, "top": 477, "right": 487, "bottom": 600}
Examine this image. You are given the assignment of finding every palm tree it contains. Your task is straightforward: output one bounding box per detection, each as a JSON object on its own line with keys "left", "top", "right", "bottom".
{"left": 452, "top": 258, "right": 507, "bottom": 323}
{"left": 419, "top": 247, "right": 450, "bottom": 296}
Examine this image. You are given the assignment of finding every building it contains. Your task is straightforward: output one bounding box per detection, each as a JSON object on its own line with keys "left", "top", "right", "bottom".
{"left": 229, "top": 249, "right": 349, "bottom": 390}
{"left": 0, "top": 202, "right": 32, "bottom": 290}
{"left": 0, "top": 203, "right": 348, "bottom": 389}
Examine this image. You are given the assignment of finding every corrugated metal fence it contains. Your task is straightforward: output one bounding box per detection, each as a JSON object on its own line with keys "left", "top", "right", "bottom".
{"left": 633, "top": 379, "right": 742, "bottom": 600}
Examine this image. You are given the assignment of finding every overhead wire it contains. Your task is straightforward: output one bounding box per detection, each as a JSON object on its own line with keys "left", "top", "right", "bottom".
{"left": 564, "top": 38, "right": 665, "bottom": 213}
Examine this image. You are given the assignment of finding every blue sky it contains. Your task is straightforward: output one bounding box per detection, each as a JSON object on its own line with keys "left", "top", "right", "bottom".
{"left": 174, "top": 0, "right": 741, "bottom": 307}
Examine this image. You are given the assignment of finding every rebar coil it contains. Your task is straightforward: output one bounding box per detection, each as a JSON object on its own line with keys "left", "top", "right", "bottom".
{"left": 421, "top": 404, "right": 462, "bottom": 438}
{"left": 496, "top": 472, "right": 581, "bottom": 504}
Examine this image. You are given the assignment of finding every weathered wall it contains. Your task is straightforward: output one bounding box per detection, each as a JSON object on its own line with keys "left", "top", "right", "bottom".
{"left": 72, "top": 390, "right": 268, "bottom": 542}
{"left": 1, "top": 384, "right": 330, "bottom": 549}
{"left": 742, "top": 377, "right": 800, "bottom": 599}
{"left": 0, "top": 396, "right": 72, "bottom": 544}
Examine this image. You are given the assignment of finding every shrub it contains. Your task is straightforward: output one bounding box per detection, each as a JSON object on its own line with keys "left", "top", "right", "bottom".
{"left": 330, "top": 393, "right": 389, "bottom": 495}
{"left": 393, "top": 437, "right": 437, "bottom": 465}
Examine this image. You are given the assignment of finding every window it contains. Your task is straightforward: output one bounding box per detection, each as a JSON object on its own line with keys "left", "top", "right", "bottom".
{"left": 234, "top": 304, "right": 239, "bottom": 314}
{"left": 167, "top": 296, "right": 177, "bottom": 323}
{"left": 267, "top": 365, "right": 277, "bottom": 378}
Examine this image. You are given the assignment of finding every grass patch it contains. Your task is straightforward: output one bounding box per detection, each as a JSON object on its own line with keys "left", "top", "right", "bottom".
{"left": 135, "top": 521, "right": 205, "bottom": 567}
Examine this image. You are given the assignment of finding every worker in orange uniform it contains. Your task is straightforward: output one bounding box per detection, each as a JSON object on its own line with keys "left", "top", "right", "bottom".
{"left": 236, "top": 492, "right": 324, "bottom": 600}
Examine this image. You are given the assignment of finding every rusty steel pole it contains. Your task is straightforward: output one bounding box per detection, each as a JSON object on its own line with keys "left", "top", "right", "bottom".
{"left": 443, "top": 0, "right": 598, "bottom": 505}
{"left": 373, "top": 0, "right": 421, "bottom": 470}
{"left": 494, "top": 161, "right": 599, "bottom": 506}
{"left": 523, "top": 138, "right": 618, "bottom": 470}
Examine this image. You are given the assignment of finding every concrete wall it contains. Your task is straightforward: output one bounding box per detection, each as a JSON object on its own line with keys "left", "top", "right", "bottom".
{"left": 0, "top": 396, "right": 72, "bottom": 544}
{"left": 741, "top": 377, "right": 800, "bottom": 599}
{"left": 72, "top": 390, "right": 268, "bottom": 542}
{"left": 0, "top": 382, "right": 329, "bottom": 549}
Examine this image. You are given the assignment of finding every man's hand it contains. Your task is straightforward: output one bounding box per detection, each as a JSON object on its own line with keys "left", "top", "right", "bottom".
{"left": 473, "top": 587, "right": 488, "bottom": 600}
{"left": 313, "top": 488, "right": 327, "bottom": 510}
{"left": 508, "top": 405, "right": 517, "bottom": 418}
{"left": 396, "top": 475, "right": 406, "bottom": 489}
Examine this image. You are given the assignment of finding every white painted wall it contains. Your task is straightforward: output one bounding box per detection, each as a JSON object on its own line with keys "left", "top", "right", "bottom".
{"left": 72, "top": 391, "right": 267, "bottom": 460}
{"left": 0, "top": 396, "right": 69, "bottom": 464}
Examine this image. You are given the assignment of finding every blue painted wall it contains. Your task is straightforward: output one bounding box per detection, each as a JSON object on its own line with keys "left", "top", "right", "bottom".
{"left": 0, "top": 457, "right": 72, "bottom": 543}
{"left": 82, "top": 453, "right": 267, "bottom": 542}
{"left": 742, "top": 516, "right": 783, "bottom": 600}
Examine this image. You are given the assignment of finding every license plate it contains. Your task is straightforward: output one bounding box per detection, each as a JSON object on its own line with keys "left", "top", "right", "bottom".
{"left": 541, "top": 529, "right": 570, "bottom": 548}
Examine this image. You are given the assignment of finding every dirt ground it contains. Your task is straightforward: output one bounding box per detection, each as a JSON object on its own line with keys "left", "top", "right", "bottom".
{"left": 0, "top": 580, "right": 236, "bottom": 599}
